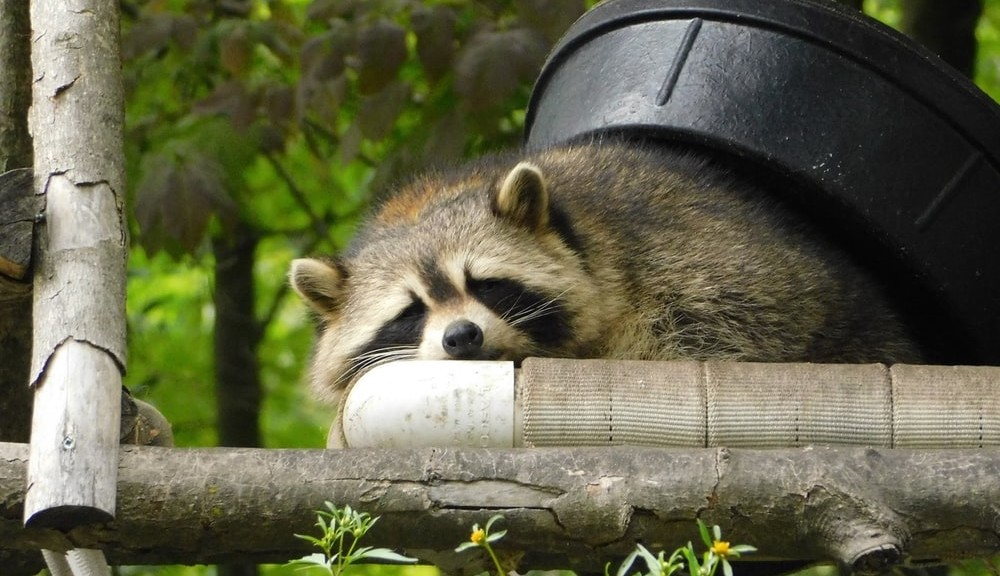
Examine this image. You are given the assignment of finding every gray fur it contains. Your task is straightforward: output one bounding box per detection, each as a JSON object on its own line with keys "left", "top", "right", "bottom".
{"left": 291, "top": 142, "right": 922, "bottom": 402}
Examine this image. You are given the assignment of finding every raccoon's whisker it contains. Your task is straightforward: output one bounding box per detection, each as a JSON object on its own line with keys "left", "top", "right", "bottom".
{"left": 336, "top": 346, "right": 419, "bottom": 387}
{"left": 506, "top": 289, "right": 571, "bottom": 327}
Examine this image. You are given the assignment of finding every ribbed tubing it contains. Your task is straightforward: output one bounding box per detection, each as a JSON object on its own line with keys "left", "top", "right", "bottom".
{"left": 519, "top": 359, "right": 1000, "bottom": 448}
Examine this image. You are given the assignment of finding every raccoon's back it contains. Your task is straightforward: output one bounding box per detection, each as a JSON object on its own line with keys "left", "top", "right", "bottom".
{"left": 530, "top": 143, "right": 922, "bottom": 364}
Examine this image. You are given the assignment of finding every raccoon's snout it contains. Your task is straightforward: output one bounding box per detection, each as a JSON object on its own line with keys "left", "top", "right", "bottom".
{"left": 442, "top": 320, "right": 484, "bottom": 359}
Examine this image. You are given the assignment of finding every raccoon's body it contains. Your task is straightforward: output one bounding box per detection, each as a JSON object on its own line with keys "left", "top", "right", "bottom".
{"left": 291, "top": 141, "right": 921, "bottom": 408}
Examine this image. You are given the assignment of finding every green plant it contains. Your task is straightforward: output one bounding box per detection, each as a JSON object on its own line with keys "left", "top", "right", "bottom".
{"left": 613, "top": 520, "right": 756, "bottom": 576}
{"left": 453, "top": 515, "right": 754, "bottom": 576}
{"left": 454, "top": 514, "right": 508, "bottom": 576}
{"left": 287, "top": 502, "right": 417, "bottom": 575}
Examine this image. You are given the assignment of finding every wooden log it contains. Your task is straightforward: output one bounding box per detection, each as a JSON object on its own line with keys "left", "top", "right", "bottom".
{"left": 26, "top": 0, "right": 127, "bottom": 529}
{"left": 2, "top": 443, "right": 1000, "bottom": 573}
{"left": 26, "top": 341, "right": 123, "bottom": 528}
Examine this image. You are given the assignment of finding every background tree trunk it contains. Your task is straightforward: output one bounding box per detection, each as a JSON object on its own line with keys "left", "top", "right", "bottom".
{"left": 213, "top": 224, "right": 263, "bottom": 449}
{"left": 213, "top": 223, "right": 263, "bottom": 576}
{"left": 900, "top": 0, "right": 983, "bottom": 77}
{"left": 0, "top": 0, "right": 35, "bottom": 446}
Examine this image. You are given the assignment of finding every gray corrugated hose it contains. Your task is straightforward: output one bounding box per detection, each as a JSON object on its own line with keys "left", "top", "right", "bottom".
{"left": 339, "top": 359, "right": 1000, "bottom": 449}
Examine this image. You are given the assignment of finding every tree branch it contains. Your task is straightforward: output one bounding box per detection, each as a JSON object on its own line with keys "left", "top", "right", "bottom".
{"left": 2, "top": 443, "right": 999, "bottom": 573}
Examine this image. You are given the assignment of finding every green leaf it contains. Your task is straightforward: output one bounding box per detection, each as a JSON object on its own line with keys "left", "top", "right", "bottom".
{"left": 294, "top": 533, "right": 323, "bottom": 546}
{"left": 514, "top": 0, "right": 585, "bottom": 43}
{"left": 615, "top": 548, "right": 642, "bottom": 576}
{"left": 411, "top": 5, "right": 456, "bottom": 82}
{"left": 485, "top": 529, "right": 506, "bottom": 543}
{"left": 697, "top": 520, "right": 713, "bottom": 549}
{"left": 356, "top": 19, "right": 407, "bottom": 95}
{"left": 454, "top": 28, "right": 547, "bottom": 111}
{"left": 286, "top": 552, "right": 334, "bottom": 574}
{"left": 484, "top": 514, "right": 504, "bottom": 531}
{"left": 681, "top": 546, "right": 700, "bottom": 576}
{"left": 357, "top": 80, "right": 410, "bottom": 141}
{"left": 356, "top": 547, "right": 418, "bottom": 563}
{"left": 635, "top": 544, "right": 662, "bottom": 576}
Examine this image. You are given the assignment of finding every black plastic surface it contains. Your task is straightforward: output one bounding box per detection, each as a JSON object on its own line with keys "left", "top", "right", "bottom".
{"left": 524, "top": 0, "right": 1000, "bottom": 364}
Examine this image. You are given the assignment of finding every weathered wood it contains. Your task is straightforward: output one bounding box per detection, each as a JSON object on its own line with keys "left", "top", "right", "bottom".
{"left": 2, "top": 443, "right": 999, "bottom": 573}
{"left": 26, "top": 0, "right": 127, "bottom": 529}
{"left": 0, "top": 168, "right": 37, "bottom": 280}
{"left": 0, "top": 0, "right": 35, "bottom": 446}
{"left": 26, "top": 341, "right": 123, "bottom": 528}
{"left": 0, "top": 0, "right": 32, "bottom": 173}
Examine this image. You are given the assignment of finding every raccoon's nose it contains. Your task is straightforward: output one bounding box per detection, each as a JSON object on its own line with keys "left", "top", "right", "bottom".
{"left": 442, "top": 320, "right": 484, "bottom": 359}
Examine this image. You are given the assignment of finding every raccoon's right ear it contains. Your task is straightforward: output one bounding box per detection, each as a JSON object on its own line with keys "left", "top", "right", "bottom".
{"left": 289, "top": 258, "right": 346, "bottom": 315}
{"left": 491, "top": 162, "right": 549, "bottom": 232}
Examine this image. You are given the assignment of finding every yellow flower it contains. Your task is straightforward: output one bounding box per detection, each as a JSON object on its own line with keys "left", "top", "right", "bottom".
{"left": 711, "top": 540, "right": 731, "bottom": 557}
{"left": 470, "top": 528, "right": 486, "bottom": 544}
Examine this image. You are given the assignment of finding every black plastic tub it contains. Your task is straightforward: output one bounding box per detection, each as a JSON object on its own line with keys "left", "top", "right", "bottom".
{"left": 524, "top": 0, "right": 1000, "bottom": 364}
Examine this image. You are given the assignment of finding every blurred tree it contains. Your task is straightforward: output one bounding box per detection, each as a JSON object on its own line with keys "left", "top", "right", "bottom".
{"left": 900, "top": 0, "right": 984, "bottom": 77}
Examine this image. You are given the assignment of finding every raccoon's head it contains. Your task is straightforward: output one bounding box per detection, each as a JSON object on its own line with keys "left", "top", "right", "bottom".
{"left": 290, "top": 160, "right": 604, "bottom": 402}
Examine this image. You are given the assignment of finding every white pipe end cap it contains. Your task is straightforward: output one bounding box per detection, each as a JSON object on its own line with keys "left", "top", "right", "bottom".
{"left": 341, "top": 360, "right": 516, "bottom": 448}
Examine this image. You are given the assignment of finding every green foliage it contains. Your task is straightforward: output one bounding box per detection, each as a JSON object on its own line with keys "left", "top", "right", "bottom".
{"left": 608, "top": 520, "right": 755, "bottom": 576}
{"left": 455, "top": 514, "right": 508, "bottom": 576}
{"left": 121, "top": 0, "right": 586, "bottom": 453}
{"left": 975, "top": 3, "right": 1000, "bottom": 101}
{"left": 449, "top": 515, "right": 754, "bottom": 576}
{"left": 288, "top": 502, "right": 417, "bottom": 575}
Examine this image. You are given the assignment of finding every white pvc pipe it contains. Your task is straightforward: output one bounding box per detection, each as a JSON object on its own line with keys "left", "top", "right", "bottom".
{"left": 338, "top": 359, "right": 1000, "bottom": 449}
{"left": 342, "top": 360, "right": 517, "bottom": 448}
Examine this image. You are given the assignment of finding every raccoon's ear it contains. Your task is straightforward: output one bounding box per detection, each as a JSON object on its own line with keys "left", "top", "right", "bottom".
{"left": 491, "top": 162, "right": 549, "bottom": 232}
{"left": 289, "top": 258, "right": 346, "bottom": 315}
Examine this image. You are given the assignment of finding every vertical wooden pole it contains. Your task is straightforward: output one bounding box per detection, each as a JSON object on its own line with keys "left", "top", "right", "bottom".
{"left": 25, "top": 0, "right": 127, "bottom": 528}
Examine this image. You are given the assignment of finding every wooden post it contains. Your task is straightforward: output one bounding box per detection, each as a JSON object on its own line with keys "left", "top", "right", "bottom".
{"left": 24, "top": 0, "right": 127, "bottom": 529}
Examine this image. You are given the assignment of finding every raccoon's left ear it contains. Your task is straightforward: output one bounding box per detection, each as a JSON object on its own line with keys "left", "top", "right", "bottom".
{"left": 491, "top": 162, "right": 549, "bottom": 232}
{"left": 289, "top": 257, "right": 346, "bottom": 315}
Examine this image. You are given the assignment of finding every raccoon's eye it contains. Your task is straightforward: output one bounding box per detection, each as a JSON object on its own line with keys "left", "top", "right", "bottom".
{"left": 467, "top": 277, "right": 522, "bottom": 310}
{"left": 468, "top": 277, "right": 502, "bottom": 296}
{"left": 395, "top": 299, "right": 426, "bottom": 322}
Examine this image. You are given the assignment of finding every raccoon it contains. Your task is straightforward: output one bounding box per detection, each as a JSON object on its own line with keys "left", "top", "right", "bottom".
{"left": 290, "top": 141, "right": 921, "bottom": 412}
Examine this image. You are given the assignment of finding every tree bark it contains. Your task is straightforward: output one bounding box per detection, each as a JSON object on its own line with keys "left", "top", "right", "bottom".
{"left": 0, "top": 0, "right": 32, "bottom": 173}
{"left": 26, "top": 0, "right": 127, "bottom": 530}
{"left": 0, "top": 0, "right": 35, "bottom": 446}
{"left": 212, "top": 224, "right": 263, "bottom": 449}
{"left": 213, "top": 224, "right": 263, "bottom": 576}
{"left": 2, "top": 443, "right": 1000, "bottom": 574}
{"left": 900, "top": 0, "right": 983, "bottom": 78}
